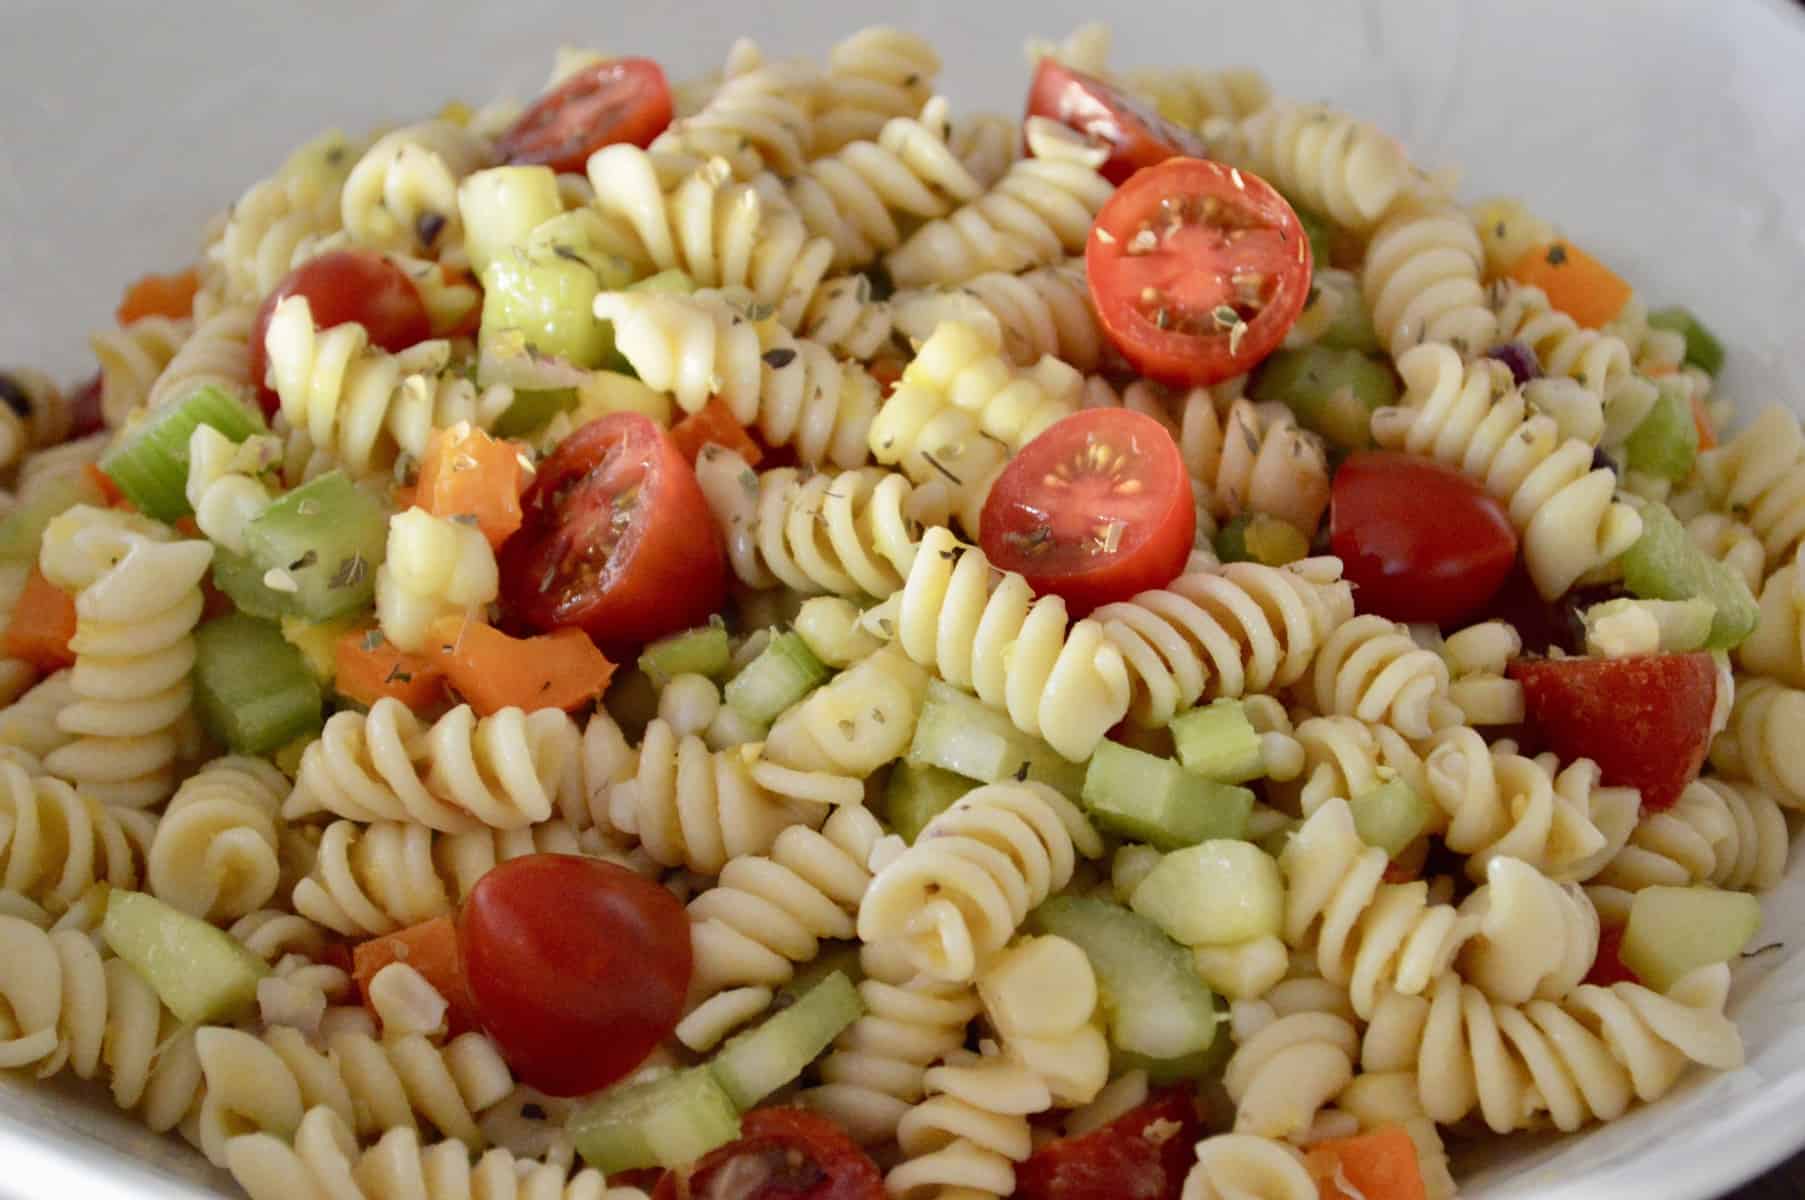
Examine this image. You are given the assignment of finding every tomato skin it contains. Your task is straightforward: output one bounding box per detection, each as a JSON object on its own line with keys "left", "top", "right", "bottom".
{"left": 652, "top": 1108, "right": 884, "bottom": 1200}
{"left": 498, "top": 58, "right": 674, "bottom": 174}
{"left": 1025, "top": 59, "right": 1208, "bottom": 186}
{"left": 1508, "top": 652, "right": 1718, "bottom": 813}
{"left": 1586, "top": 924, "right": 1641, "bottom": 987}
{"left": 68, "top": 373, "right": 105, "bottom": 438}
{"left": 459, "top": 855, "right": 690, "bottom": 1096}
{"left": 1015, "top": 1087, "right": 1203, "bottom": 1200}
{"left": 498, "top": 413, "right": 727, "bottom": 657}
{"left": 1087, "top": 159, "right": 1312, "bottom": 387}
{"left": 249, "top": 250, "right": 431, "bottom": 416}
{"left": 1330, "top": 452, "right": 1518, "bottom": 625}
{"left": 981, "top": 409, "right": 1195, "bottom": 617}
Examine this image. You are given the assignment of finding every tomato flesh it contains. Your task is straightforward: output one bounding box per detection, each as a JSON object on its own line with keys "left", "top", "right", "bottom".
{"left": 1088, "top": 158, "right": 1311, "bottom": 387}
{"left": 499, "top": 413, "right": 726, "bottom": 656}
{"left": 249, "top": 249, "right": 431, "bottom": 417}
{"left": 1015, "top": 1087, "right": 1203, "bottom": 1200}
{"left": 498, "top": 58, "right": 674, "bottom": 174}
{"left": 981, "top": 408, "right": 1194, "bottom": 616}
{"left": 1508, "top": 652, "right": 1718, "bottom": 813}
{"left": 459, "top": 854, "right": 690, "bottom": 1096}
{"left": 652, "top": 1108, "right": 884, "bottom": 1200}
{"left": 1330, "top": 451, "right": 1518, "bottom": 625}
{"left": 1586, "top": 924, "right": 1641, "bottom": 987}
{"left": 1025, "top": 59, "right": 1208, "bottom": 186}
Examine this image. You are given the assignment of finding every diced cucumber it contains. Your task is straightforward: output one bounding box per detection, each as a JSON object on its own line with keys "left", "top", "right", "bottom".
{"left": 1294, "top": 205, "right": 1335, "bottom": 274}
{"left": 1029, "top": 896, "right": 1219, "bottom": 1059}
{"left": 99, "top": 386, "right": 268, "bottom": 522}
{"left": 210, "top": 548, "right": 288, "bottom": 622}
{"left": 1080, "top": 740, "right": 1253, "bottom": 851}
{"left": 1620, "top": 501, "right": 1759, "bottom": 650}
{"left": 1212, "top": 513, "right": 1309, "bottom": 567}
{"left": 241, "top": 471, "right": 388, "bottom": 621}
{"left": 1348, "top": 780, "right": 1432, "bottom": 859}
{"left": 1621, "top": 885, "right": 1761, "bottom": 993}
{"left": 569, "top": 1068, "right": 741, "bottom": 1174}
{"left": 639, "top": 622, "right": 732, "bottom": 688}
{"left": 1113, "top": 1042, "right": 1231, "bottom": 1085}
{"left": 708, "top": 971, "right": 862, "bottom": 1111}
{"left": 1251, "top": 346, "right": 1397, "bottom": 452}
{"left": 1623, "top": 377, "right": 1698, "bottom": 482}
{"left": 1311, "top": 272, "right": 1381, "bottom": 353}
{"left": 883, "top": 760, "right": 970, "bottom": 843}
{"left": 906, "top": 679, "right": 1085, "bottom": 798}
{"left": 523, "top": 211, "right": 638, "bottom": 291}
{"left": 0, "top": 471, "right": 104, "bottom": 562}
{"left": 482, "top": 252, "right": 613, "bottom": 370}
{"left": 101, "top": 889, "right": 269, "bottom": 1024}
{"left": 458, "top": 166, "right": 564, "bottom": 278}
{"left": 1647, "top": 306, "right": 1726, "bottom": 376}
{"left": 1171, "top": 699, "right": 1267, "bottom": 784}
{"left": 194, "top": 614, "right": 324, "bottom": 754}
{"left": 774, "top": 944, "right": 864, "bottom": 1009}
{"left": 1583, "top": 596, "right": 1715, "bottom": 657}
{"left": 491, "top": 389, "right": 576, "bottom": 438}
{"left": 1130, "top": 841, "right": 1284, "bottom": 947}
{"left": 723, "top": 631, "right": 830, "bottom": 724}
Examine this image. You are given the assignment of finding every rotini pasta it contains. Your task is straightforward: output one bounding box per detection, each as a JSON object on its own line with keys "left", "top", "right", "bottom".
{"left": 1595, "top": 776, "right": 1789, "bottom": 893}
{"left": 1181, "top": 1133, "right": 1316, "bottom": 1200}
{"left": 1305, "top": 614, "right": 1463, "bottom": 739}
{"left": 146, "top": 755, "right": 288, "bottom": 921}
{"left": 1488, "top": 281, "right": 1632, "bottom": 393}
{"left": 1236, "top": 103, "right": 1412, "bottom": 234}
{"left": 892, "top": 259, "right": 1105, "bottom": 373}
{"left": 1709, "top": 675, "right": 1805, "bottom": 808}
{"left": 1696, "top": 404, "right": 1805, "bottom": 572}
{"left": 762, "top": 643, "right": 931, "bottom": 777}
{"left": 1457, "top": 855, "right": 1599, "bottom": 1005}
{"left": 1362, "top": 199, "right": 1497, "bottom": 358}
{"left": 886, "top": 1050, "right": 1048, "bottom": 1200}
{"left": 90, "top": 316, "right": 192, "bottom": 427}
{"left": 0, "top": 758, "right": 154, "bottom": 911}
{"left": 1739, "top": 541, "right": 1805, "bottom": 686}
{"left": 339, "top": 121, "right": 493, "bottom": 258}
{"left": 145, "top": 304, "right": 257, "bottom": 411}
{"left": 812, "top": 27, "right": 941, "bottom": 154}
{"left": 374, "top": 509, "right": 499, "bottom": 653}
{"left": 0, "top": 368, "right": 76, "bottom": 470}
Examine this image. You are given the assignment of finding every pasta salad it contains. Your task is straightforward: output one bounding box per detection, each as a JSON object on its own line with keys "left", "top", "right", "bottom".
{"left": 0, "top": 20, "right": 1787, "bottom": 1200}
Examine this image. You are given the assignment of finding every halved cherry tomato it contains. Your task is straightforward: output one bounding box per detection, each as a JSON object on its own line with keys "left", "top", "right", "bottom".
{"left": 1015, "top": 1087, "right": 1203, "bottom": 1200}
{"left": 249, "top": 249, "right": 432, "bottom": 416}
{"left": 652, "top": 1108, "right": 884, "bottom": 1200}
{"left": 459, "top": 855, "right": 690, "bottom": 1096}
{"left": 980, "top": 409, "right": 1194, "bottom": 617}
{"left": 1586, "top": 924, "right": 1641, "bottom": 987}
{"left": 351, "top": 916, "right": 480, "bottom": 1036}
{"left": 498, "top": 413, "right": 726, "bottom": 656}
{"left": 1330, "top": 451, "right": 1518, "bottom": 625}
{"left": 1025, "top": 59, "right": 1208, "bottom": 186}
{"left": 1087, "top": 158, "right": 1311, "bottom": 387}
{"left": 67, "top": 373, "right": 105, "bottom": 439}
{"left": 497, "top": 58, "right": 674, "bottom": 174}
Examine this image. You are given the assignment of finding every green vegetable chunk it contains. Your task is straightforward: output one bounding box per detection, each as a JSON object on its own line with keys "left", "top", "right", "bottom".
{"left": 1620, "top": 500, "right": 1758, "bottom": 650}
{"left": 0, "top": 471, "right": 104, "bottom": 563}
{"left": 1171, "top": 699, "right": 1267, "bottom": 783}
{"left": 1251, "top": 346, "right": 1397, "bottom": 451}
{"left": 194, "top": 614, "right": 324, "bottom": 754}
{"left": 1647, "top": 305, "right": 1726, "bottom": 376}
{"left": 241, "top": 471, "right": 388, "bottom": 621}
{"left": 638, "top": 623, "right": 732, "bottom": 688}
{"left": 883, "top": 760, "right": 971, "bottom": 843}
{"left": 906, "top": 679, "right": 1084, "bottom": 798}
{"left": 101, "top": 385, "right": 268, "bottom": 522}
{"left": 569, "top": 1068, "right": 741, "bottom": 1174}
{"left": 457, "top": 166, "right": 564, "bottom": 277}
{"left": 1621, "top": 885, "right": 1761, "bottom": 993}
{"left": 708, "top": 971, "right": 862, "bottom": 1111}
{"left": 723, "top": 630, "right": 831, "bottom": 724}
{"left": 1080, "top": 740, "right": 1253, "bottom": 850}
{"left": 1623, "top": 377, "right": 1699, "bottom": 482}
{"left": 1347, "top": 779, "right": 1432, "bottom": 859}
{"left": 101, "top": 890, "right": 269, "bottom": 1024}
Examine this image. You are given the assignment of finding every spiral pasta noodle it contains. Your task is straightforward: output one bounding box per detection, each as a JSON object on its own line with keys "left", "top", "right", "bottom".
{"left": 1740, "top": 541, "right": 1805, "bottom": 686}
{"left": 1306, "top": 614, "right": 1463, "bottom": 740}
{"left": 340, "top": 121, "right": 492, "bottom": 258}
{"left": 648, "top": 54, "right": 820, "bottom": 178}
{"left": 977, "top": 934, "right": 1109, "bottom": 1106}
{"left": 1489, "top": 281, "right": 1633, "bottom": 393}
{"left": 1596, "top": 777, "right": 1789, "bottom": 894}
{"left": 284, "top": 697, "right": 583, "bottom": 833}
{"left": 0, "top": 565, "right": 39, "bottom": 709}
{"left": 762, "top": 644, "right": 931, "bottom": 777}
{"left": 864, "top": 525, "right": 1132, "bottom": 760}
{"left": 1360, "top": 199, "right": 1497, "bottom": 358}
{"left": 146, "top": 304, "right": 257, "bottom": 411}
{"left": 893, "top": 259, "right": 1104, "bottom": 373}
{"left": 1687, "top": 511, "right": 1766, "bottom": 596}
{"left": 1094, "top": 556, "right": 1353, "bottom": 728}
{"left": 0, "top": 367, "right": 76, "bottom": 472}
{"left": 90, "top": 316, "right": 192, "bottom": 427}
{"left": 813, "top": 27, "right": 940, "bottom": 154}
{"left": 1181, "top": 1134, "right": 1316, "bottom": 1200}
{"left": 205, "top": 132, "right": 360, "bottom": 306}
{"left": 146, "top": 755, "right": 288, "bottom": 921}
{"left": 1457, "top": 855, "right": 1599, "bottom": 1006}
{"left": 886, "top": 1051, "right": 1049, "bottom": 1200}
{"left": 858, "top": 780, "right": 1101, "bottom": 983}
{"left": 1709, "top": 676, "right": 1805, "bottom": 808}
{"left": 0, "top": 670, "right": 80, "bottom": 760}
{"left": 374, "top": 509, "right": 499, "bottom": 653}
{"left": 1290, "top": 714, "right": 1431, "bottom": 819}
{"left": 0, "top": 759, "right": 153, "bottom": 911}
{"left": 1236, "top": 103, "right": 1412, "bottom": 234}
{"left": 1375, "top": 343, "right": 1644, "bottom": 598}
{"left": 1693, "top": 404, "right": 1805, "bottom": 571}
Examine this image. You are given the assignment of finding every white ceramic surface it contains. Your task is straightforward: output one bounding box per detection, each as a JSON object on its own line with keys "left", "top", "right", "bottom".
{"left": 3, "top": 1, "right": 1805, "bottom": 1196}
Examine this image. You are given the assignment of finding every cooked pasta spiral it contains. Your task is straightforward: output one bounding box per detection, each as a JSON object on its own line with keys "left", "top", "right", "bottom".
{"left": 146, "top": 755, "right": 288, "bottom": 921}
{"left": 1223, "top": 1003, "right": 1358, "bottom": 1141}
{"left": 284, "top": 697, "right": 583, "bottom": 833}
{"left": 0, "top": 759, "right": 153, "bottom": 911}
{"left": 864, "top": 525, "right": 1133, "bottom": 760}
{"left": 1375, "top": 343, "right": 1643, "bottom": 598}
{"left": 1197, "top": 398, "right": 1332, "bottom": 536}
{"left": 1180, "top": 1134, "right": 1316, "bottom": 1200}
{"left": 374, "top": 509, "right": 499, "bottom": 653}
{"left": 1687, "top": 511, "right": 1766, "bottom": 596}
{"left": 648, "top": 54, "right": 819, "bottom": 178}
{"left": 595, "top": 290, "right": 878, "bottom": 467}
{"left": 1709, "top": 676, "right": 1805, "bottom": 808}
{"left": 1489, "top": 282, "right": 1632, "bottom": 393}
{"left": 1695, "top": 404, "right": 1805, "bottom": 571}
{"left": 1290, "top": 714, "right": 1431, "bottom": 819}
{"left": 193, "top": 1023, "right": 515, "bottom": 1166}
{"left": 1360, "top": 199, "right": 1498, "bottom": 358}
{"left": 205, "top": 131, "right": 361, "bottom": 305}
{"left": 340, "top": 121, "right": 492, "bottom": 257}
{"left": 1739, "top": 540, "right": 1805, "bottom": 685}
{"left": 1457, "top": 855, "right": 1599, "bottom": 1005}
{"left": 1306, "top": 614, "right": 1463, "bottom": 739}
{"left": 762, "top": 644, "right": 931, "bottom": 777}
{"left": 38, "top": 505, "right": 213, "bottom": 808}
{"left": 1361, "top": 963, "right": 1743, "bottom": 1133}
{"left": 1236, "top": 103, "right": 1411, "bottom": 234}
{"left": 185, "top": 426, "right": 280, "bottom": 555}
{"left": 977, "top": 934, "right": 1109, "bottom": 1106}
{"left": 857, "top": 779, "right": 1101, "bottom": 983}
{"left": 813, "top": 27, "right": 940, "bottom": 154}
{"left": 886, "top": 1052, "right": 1048, "bottom": 1200}
{"left": 90, "top": 316, "right": 192, "bottom": 427}
{"left": 0, "top": 670, "right": 80, "bottom": 759}
{"left": 0, "top": 564, "right": 38, "bottom": 708}
{"left": 1094, "top": 556, "right": 1354, "bottom": 728}
{"left": 1126, "top": 65, "right": 1272, "bottom": 127}
{"left": 892, "top": 260, "right": 1104, "bottom": 372}
{"left": 146, "top": 304, "right": 256, "bottom": 411}
{"left": 0, "top": 916, "right": 204, "bottom": 1131}
{"left": 1596, "top": 776, "right": 1788, "bottom": 894}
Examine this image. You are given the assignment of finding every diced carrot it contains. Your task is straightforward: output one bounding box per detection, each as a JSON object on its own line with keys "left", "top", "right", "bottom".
{"left": 334, "top": 626, "right": 448, "bottom": 709}
{"left": 414, "top": 423, "right": 526, "bottom": 549}
{"left": 85, "top": 463, "right": 124, "bottom": 507}
{"left": 351, "top": 916, "right": 481, "bottom": 1036}
{"left": 1690, "top": 390, "right": 1717, "bottom": 451}
{"left": 668, "top": 396, "right": 763, "bottom": 467}
{"left": 3, "top": 569, "right": 76, "bottom": 671}
{"left": 1504, "top": 241, "right": 1633, "bottom": 330}
{"left": 1305, "top": 1125, "right": 1428, "bottom": 1200}
{"left": 426, "top": 617, "right": 614, "bottom": 715}
{"left": 115, "top": 268, "right": 200, "bottom": 325}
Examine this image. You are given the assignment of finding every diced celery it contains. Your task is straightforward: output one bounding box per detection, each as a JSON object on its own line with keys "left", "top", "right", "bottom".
{"left": 482, "top": 252, "right": 613, "bottom": 369}
{"left": 1621, "top": 885, "right": 1760, "bottom": 993}
{"left": 723, "top": 631, "right": 830, "bottom": 724}
{"left": 458, "top": 166, "right": 564, "bottom": 278}
{"left": 100, "top": 386, "right": 267, "bottom": 521}
{"left": 774, "top": 944, "right": 864, "bottom": 1009}
{"left": 1212, "top": 513, "right": 1308, "bottom": 567}
{"left": 0, "top": 471, "right": 104, "bottom": 562}
{"left": 194, "top": 614, "right": 324, "bottom": 754}
{"left": 1029, "top": 896, "right": 1219, "bottom": 1059}
{"left": 241, "top": 471, "right": 388, "bottom": 621}
{"left": 491, "top": 389, "right": 576, "bottom": 438}
{"left": 708, "top": 971, "right": 862, "bottom": 1111}
{"left": 639, "top": 622, "right": 732, "bottom": 688}
{"left": 883, "top": 760, "right": 970, "bottom": 843}
{"left": 1251, "top": 346, "right": 1396, "bottom": 451}
{"left": 905, "top": 679, "right": 1085, "bottom": 798}
{"left": 569, "top": 1068, "right": 740, "bottom": 1174}
{"left": 1129, "top": 841, "right": 1284, "bottom": 947}
{"left": 1647, "top": 306, "right": 1726, "bottom": 376}
{"left": 1623, "top": 377, "right": 1698, "bottom": 482}
{"left": 1171, "top": 699, "right": 1266, "bottom": 783}
{"left": 1348, "top": 780, "right": 1432, "bottom": 859}
{"left": 210, "top": 548, "right": 288, "bottom": 622}
{"left": 1080, "top": 740, "right": 1253, "bottom": 851}
{"left": 1620, "top": 501, "right": 1758, "bottom": 650}
{"left": 101, "top": 890, "right": 268, "bottom": 1024}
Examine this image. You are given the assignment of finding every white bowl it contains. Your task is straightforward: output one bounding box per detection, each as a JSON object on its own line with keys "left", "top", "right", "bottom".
{"left": 3, "top": 1, "right": 1805, "bottom": 1197}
